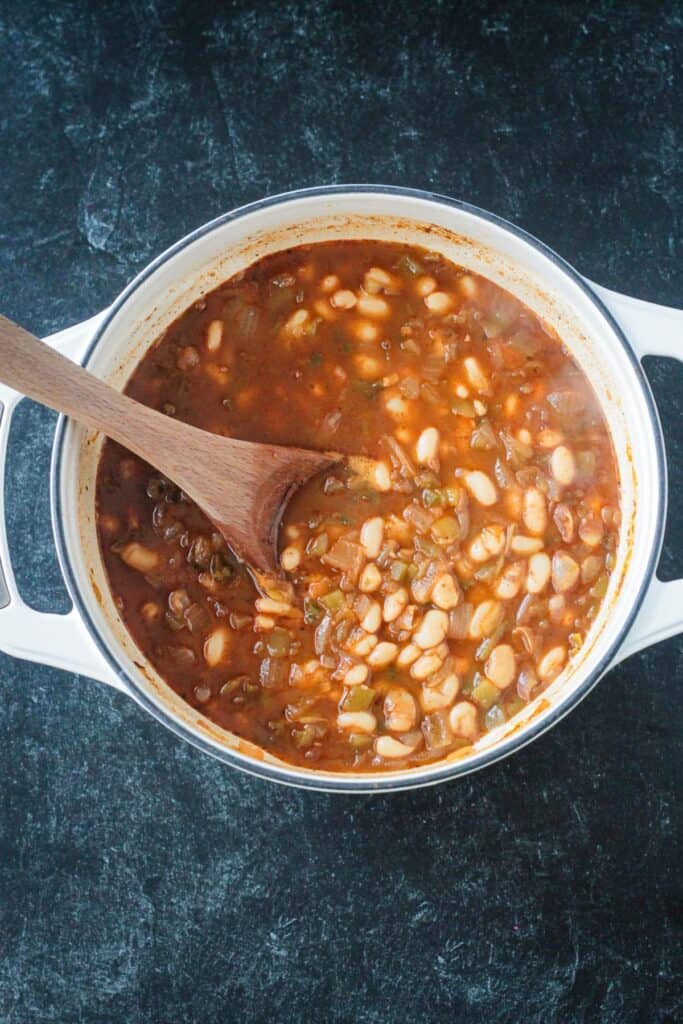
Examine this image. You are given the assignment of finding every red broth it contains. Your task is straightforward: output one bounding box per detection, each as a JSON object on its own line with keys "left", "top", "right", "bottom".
{"left": 96, "top": 241, "right": 620, "bottom": 771}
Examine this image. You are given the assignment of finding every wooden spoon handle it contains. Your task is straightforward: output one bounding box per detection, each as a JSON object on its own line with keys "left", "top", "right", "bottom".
{"left": 0, "top": 314, "right": 168, "bottom": 453}
{"left": 0, "top": 314, "right": 337, "bottom": 571}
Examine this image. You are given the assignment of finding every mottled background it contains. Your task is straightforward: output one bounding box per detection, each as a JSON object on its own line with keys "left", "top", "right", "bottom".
{"left": 0, "top": 1, "right": 681, "bottom": 1022}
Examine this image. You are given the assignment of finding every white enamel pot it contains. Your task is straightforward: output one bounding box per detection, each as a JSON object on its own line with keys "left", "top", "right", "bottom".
{"left": 1, "top": 186, "right": 681, "bottom": 793}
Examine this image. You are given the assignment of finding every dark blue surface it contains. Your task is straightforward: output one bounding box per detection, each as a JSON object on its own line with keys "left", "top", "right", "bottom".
{"left": 0, "top": 2, "right": 681, "bottom": 1021}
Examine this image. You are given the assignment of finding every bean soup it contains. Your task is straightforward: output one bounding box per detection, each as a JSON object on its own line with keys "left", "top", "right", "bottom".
{"left": 96, "top": 241, "right": 620, "bottom": 771}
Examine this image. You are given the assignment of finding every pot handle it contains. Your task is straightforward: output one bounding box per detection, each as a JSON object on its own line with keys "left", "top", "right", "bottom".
{"left": 0, "top": 313, "right": 126, "bottom": 691}
{"left": 591, "top": 283, "right": 683, "bottom": 662}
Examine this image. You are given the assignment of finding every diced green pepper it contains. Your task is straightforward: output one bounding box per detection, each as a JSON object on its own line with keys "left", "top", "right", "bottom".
{"left": 303, "top": 598, "right": 323, "bottom": 625}
{"left": 320, "top": 589, "right": 345, "bottom": 612}
{"left": 349, "top": 733, "right": 373, "bottom": 749}
{"left": 266, "top": 628, "right": 290, "bottom": 659}
{"left": 306, "top": 532, "right": 329, "bottom": 557}
{"left": 342, "top": 685, "right": 375, "bottom": 712}
{"left": 471, "top": 678, "right": 499, "bottom": 710}
{"left": 589, "top": 574, "right": 608, "bottom": 599}
{"left": 421, "top": 488, "right": 444, "bottom": 508}
{"left": 390, "top": 560, "right": 411, "bottom": 583}
{"left": 396, "top": 254, "right": 424, "bottom": 275}
{"left": 292, "top": 724, "right": 318, "bottom": 749}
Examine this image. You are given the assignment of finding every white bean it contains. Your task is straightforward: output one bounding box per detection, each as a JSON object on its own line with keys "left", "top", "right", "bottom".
{"left": 280, "top": 545, "right": 301, "bottom": 572}
{"left": 415, "top": 275, "right": 436, "bottom": 297}
{"left": 357, "top": 294, "right": 390, "bottom": 318}
{"left": 359, "top": 564, "right": 382, "bottom": 592}
{"left": 578, "top": 511, "right": 604, "bottom": 547}
{"left": 526, "top": 552, "right": 551, "bottom": 594}
{"left": 348, "top": 631, "right": 378, "bottom": 657}
{"left": 351, "top": 320, "right": 379, "bottom": 344}
{"left": 510, "top": 535, "right": 544, "bottom": 555}
{"left": 537, "top": 429, "right": 564, "bottom": 448}
{"left": 485, "top": 644, "right": 516, "bottom": 689}
{"left": 469, "top": 525, "right": 505, "bottom": 563}
{"left": 354, "top": 352, "right": 383, "bottom": 378}
{"left": 469, "top": 599, "right": 504, "bottom": 639}
{"left": 420, "top": 672, "right": 460, "bottom": 712}
{"left": 255, "top": 596, "right": 295, "bottom": 616}
{"left": 360, "top": 516, "right": 384, "bottom": 559}
{"left": 581, "top": 554, "right": 603, "bottom": 585}
{"left": 459, "top": 275, "right": 477, "bottom": 298}
{"left": 285, "top": 308, "right": 310, "bottom": 335}
{"left": 523, "top": 487, "right": 547, "bottom": 536}
{"left": 367, "top": 642, "right": 398, "bottom": 668}
{"left": 120, "top": 543, "right": 159, "bottom": 573}
{"left": 494, "top": 560, "right": 525, "bottom": 600}
{"left": 548, "top": 594, "right": 566, "bottom": 624}
{"left": 464, "top": 470, "right": 497, "bottom": 506}
{"left": 448, "top": 701, "right": 479, "bottom": 740}
{"left": 396, "top": 643, "right": 421, "bottom": 669}
{"left": 551, "top": 551, "right": 580, "bottom": 593}
{"left": 375, "top": 735, "right": 417, "bottom": 759}
{"left": 537, "top": 645, "right": 567, "bottom": 682}
{"left": 463, "top": 356, "right": 489, "bottom": 393}
{"left": 383, "top": 688, "right": 418, "bottom": 732}
{"left": 344, "top": 663, "right": 370, "bottom": 687}
{"left": 364, "top": 266, "right": 396, "bottom": 293}
{"left": 411, "top": 650, "right": 445, "bottom": 680}
{"left": 320, "top": 274, "right": 340, "bottom": 293}
{"left": 424, "top": 290, "right": 454, "bottom": 314}
{"left": 383, "top": 588, "right": 409, "bottom": 623}
{"left": 431, "top": 573, "right": 461, "bottom": 610}
{"left": 361, "top": 601, "right": 382, "bottom": 633}
{"left": 338, "top": 711, "right": 377, "bottom": 733}
{"left": 373, "top": 461, "right": 392, "bottom": 492}
{"left": 330, "top": 289, "right": 357, "bottom": 309}
{"left": 205, "top": 319, "right": 223, "bottom": 353}
{"left": 551, "top": 445, "right": 576, "bottom": 485}
{"left": 416, "top": 426, "right": 440, "bottom": 465}
{"left": 413, "top": 609, "right": 449, "bottom": 649}
{"left": 383, "top": 391, "right": 411, "bottom": 421}
{"left": 140, "top": 601, "right": 161, "bottom": 623}
{"left": 204, "top": 627, "right": 231, "bottom": 667}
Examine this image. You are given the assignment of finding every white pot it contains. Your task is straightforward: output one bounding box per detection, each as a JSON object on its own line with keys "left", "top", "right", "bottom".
{"left": 0, "top": 186, "right": 681, "bottom": 792}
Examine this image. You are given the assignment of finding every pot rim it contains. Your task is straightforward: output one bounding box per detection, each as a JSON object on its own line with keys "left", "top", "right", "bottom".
{"left": 51, "top": 184, "right": 667, "bottom": 792}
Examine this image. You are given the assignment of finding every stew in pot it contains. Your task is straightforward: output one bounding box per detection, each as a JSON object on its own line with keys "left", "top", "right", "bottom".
{"left": 96, "top": 241, "right": 620, "bottom": 771}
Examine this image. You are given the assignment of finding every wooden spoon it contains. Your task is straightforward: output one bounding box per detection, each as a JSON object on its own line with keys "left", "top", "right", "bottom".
{"left": 0, "top": 314, "right": 339, "bottom": 573}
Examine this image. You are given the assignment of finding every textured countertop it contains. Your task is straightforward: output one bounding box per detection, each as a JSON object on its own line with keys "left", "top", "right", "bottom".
{"left": 0, "top": 2, "right": 681, "bottom": 1021}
